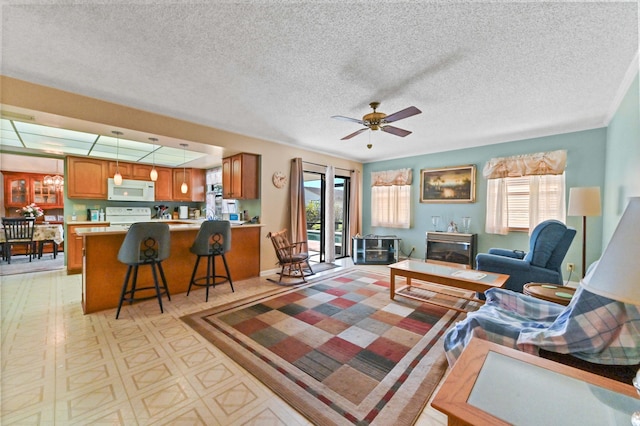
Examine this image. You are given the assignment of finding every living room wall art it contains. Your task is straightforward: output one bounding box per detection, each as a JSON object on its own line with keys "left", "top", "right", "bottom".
{"left": 420, "top": 164, "right": 476, "bottom": 203}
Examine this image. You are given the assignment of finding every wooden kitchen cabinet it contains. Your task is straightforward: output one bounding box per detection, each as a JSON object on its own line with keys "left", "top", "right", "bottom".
{"left": 222, "top": 153, "right": 259, "bottom": 199}
{"left": 133, "top": 165, "right": 174, "bottom": 201}
{"left": 132, "top": 163, "right": 168, "bottom": 200}
{"left": 3, "top": 172, "right": 63, "bottom": 208}
{"left": 131, "top": 164, "right": 154, "bottom": 180}
{"left": 67, "top": 222, "right": 109, "bottom": 274}
{"left": 172, "top": 168, "right": 205, "bottom": 202}
{"left": 67, "top": 156, "right": 109, "bottom": 199}
{"left": 107, "top": 161, "right": 133, "bottom": 179}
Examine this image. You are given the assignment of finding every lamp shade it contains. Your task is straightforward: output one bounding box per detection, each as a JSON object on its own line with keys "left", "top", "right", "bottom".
{"left": 581, "top": 197, "right": 640, "bottom": 305}
{"left": 568, "top": 187, "right": 602, "bottom": 217}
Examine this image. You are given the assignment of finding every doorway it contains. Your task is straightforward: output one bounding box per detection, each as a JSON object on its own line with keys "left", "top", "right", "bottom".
{"left": 304, "top": 171, "right": 350, "bottom": 263}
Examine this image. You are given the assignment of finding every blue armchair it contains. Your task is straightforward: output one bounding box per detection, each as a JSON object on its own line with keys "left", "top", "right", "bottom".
{"left": 476, "top": 220, "right": 576, "bottom": 294}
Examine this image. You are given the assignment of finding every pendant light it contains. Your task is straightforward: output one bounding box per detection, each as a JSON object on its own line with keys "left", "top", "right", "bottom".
{"left": 44, "top": 160, "right": 64, "bottom": 189}
{"left": 112, "top": 131, "right": 123, "bottom": 185}
{"left": 180, "top": 143, "right": 188, "bottom": 194}
{"left": 148, "top": 137, "right": 158, "bottom": 181}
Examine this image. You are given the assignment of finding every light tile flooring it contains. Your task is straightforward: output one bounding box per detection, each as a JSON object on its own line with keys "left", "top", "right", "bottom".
{"left": 1, "top": 262, "right": 448, "bottom": 425}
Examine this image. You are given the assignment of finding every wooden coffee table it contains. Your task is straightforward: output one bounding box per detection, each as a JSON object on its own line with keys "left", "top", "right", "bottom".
{"left": 389, "top": 260, "right": 509, "bottom": 312}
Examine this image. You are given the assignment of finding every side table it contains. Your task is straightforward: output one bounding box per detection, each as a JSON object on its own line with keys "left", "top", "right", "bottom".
{"left": 523, "top": 283, "right": 576, "bottom": 305}
{"left": 431, "top": 338, "right": 640, "bottom": 426}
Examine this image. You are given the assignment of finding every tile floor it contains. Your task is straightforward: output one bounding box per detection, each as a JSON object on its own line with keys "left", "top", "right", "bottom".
{"left": 1, "top": 262, "right": 448, "bottom": 425}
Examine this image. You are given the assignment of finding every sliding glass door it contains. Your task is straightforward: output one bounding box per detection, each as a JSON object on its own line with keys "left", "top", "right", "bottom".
{"left": 304, "top": 171, "right": 350, "bottom": 263}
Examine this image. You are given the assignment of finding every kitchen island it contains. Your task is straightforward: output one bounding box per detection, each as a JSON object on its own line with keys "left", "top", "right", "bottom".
{"left": 75, "top": 222, "right": 262, "bottom": 314}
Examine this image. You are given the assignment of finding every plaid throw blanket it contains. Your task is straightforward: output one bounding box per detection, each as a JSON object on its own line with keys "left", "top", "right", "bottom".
{"left": 444, "top": 286, "right": 640, "bottom": 366}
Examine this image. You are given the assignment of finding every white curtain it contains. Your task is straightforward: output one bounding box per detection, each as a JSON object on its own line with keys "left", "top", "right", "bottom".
{"left": 528, "top": 174, "right": 566, "bottom": 229}
{"left": 370, "top": 169, "right": 412, "bottom": 229}
{"left": 371, "top": 186, "right": 411, "bottom": 228}
{"left": 484, "top": 150, "right": 567, "bottom": 234}
{"left": 324, "top": 166, "right": 336, "bottom": 263}
{"left": 483, "top": 150, "right": 567, "bottom": 178}
{"left": 485, "top": 178, "right": 509, "bottom": 235}
{"left": 324, "top": 166, "right": 335, "bottom": 263}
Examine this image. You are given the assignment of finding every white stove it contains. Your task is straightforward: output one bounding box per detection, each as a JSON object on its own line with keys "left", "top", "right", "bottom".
{"left": 105, "top": 207, "right": 152, "bottom": 225}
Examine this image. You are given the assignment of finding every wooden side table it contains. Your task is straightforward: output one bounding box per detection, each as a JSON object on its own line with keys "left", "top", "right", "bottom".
{"left": 431, "top": 338, "right": 640, "bottom": 426}
{"left": 523, "top": 283, "right": 576, "bottom": 305}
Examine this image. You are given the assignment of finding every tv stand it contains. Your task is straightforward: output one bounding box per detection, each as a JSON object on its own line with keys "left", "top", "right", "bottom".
{"left": 352, "top": 236, "right": 401, "bottom": 265}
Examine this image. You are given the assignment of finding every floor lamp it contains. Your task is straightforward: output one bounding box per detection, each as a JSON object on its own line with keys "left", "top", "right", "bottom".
{"left": 567, "top": 187, "right": 601, "bottom": 277}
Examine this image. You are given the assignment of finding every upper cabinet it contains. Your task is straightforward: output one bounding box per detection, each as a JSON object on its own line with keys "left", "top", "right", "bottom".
{"left": 133, "top": 164, "right": 173, "bottom": 201}
{"left": 67, "top": 156, "right": 202, "bottom": 201}
{"left": 172, "top": 168, "right": 205, "bottom": 202}
{"left": 67, "top": 157, "right": 109, "bottom": 199}
{"left": 3, "top": 172, "right": 63, "bottom": 208}
{"left": 222, "top": 153, "right": 259, "bottom": 199}
{"left": 107, "top": 161, "right": 133, "bottom": 180}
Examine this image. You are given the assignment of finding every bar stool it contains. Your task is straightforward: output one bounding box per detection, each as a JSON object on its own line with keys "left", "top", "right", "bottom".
{"left": 187, "top": 220, "right": 234, "bottom": 302}
{"left": 116, "top": 222, "right": 171, "bottom": 319}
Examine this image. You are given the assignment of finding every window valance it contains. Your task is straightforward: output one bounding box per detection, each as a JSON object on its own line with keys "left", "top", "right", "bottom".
{"left": 483, "top": 150, "right": 567, "bottom": 179}
{"left": 371, "top": 168, "right": 412, "bottom": 187}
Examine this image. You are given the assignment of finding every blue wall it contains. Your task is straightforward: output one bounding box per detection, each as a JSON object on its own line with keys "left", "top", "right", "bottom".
{"left": 363, "top": 127, "right": 607, "bottom": 278}
{"left": 604, "top": 73, "right": 640, "bottom": 244}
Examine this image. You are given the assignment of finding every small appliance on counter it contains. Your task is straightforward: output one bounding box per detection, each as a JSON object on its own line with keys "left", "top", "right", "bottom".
{"left": 154, "top": 205, "right": 170, "bottom": 219}
{"left": 179, "top": 206, "right": 189, "bottom": 219}
{"left": 87, "top": 209, "right": 100, "bottom": 221}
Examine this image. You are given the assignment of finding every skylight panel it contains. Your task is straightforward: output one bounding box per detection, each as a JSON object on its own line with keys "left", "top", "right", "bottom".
{"left": 13, "top": 121, "right": 97, "bottom": 142}
{"left": 0, "top": 119, "right": 23, "bottom": 147}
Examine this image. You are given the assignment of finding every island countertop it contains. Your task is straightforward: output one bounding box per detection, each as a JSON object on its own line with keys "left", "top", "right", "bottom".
{"left": 78, "top": 222, "right": 263, "bottom": 314}
{"left": 75, "top": 222, "right": 263, "bottom": 236}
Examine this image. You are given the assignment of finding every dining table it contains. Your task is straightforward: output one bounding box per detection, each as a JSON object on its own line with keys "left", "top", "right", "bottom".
{"left": 0, "top": 223, "right": 65, "bottom": 259}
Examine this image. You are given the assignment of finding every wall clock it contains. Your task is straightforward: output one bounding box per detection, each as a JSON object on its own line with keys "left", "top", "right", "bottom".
{"left": 272, "top": 171, "right": 287, "bottom": 188}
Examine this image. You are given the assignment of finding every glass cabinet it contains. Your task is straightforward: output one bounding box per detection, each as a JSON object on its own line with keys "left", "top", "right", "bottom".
{"left": 6, "top": 175, "right": 28, "bottom": 206}
{"left": 33, "top": 177, "right": 60, "bottom": 206}
{"left": 3, "top": 172, "right": 63, "bottom": 208}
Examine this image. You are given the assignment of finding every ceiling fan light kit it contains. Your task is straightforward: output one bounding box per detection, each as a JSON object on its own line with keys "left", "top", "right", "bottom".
{"left": 332, "top": 101, "right": 422, "bottom": 141}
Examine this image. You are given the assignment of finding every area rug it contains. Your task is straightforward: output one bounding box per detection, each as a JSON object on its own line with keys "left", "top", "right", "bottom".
{"left": 182, "top": 268, "right": 473, "bottom": 425}
{"left": 0, "top": 253, "right": 65, "bottom": 276}
{"left": 267, "top": 261, "right": 337, "bottom": 285}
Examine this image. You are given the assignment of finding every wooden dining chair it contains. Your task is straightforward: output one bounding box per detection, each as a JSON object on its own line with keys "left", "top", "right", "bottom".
{"left": 2, "top": 217, "right": 36, "bottom": 264}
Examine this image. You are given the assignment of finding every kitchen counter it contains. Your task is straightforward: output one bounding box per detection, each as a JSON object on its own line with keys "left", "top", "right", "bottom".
{"left": 75, "top": 221, "right": 261, "bottom": 236}
{"left": 76, "top": 222, "right": 263, "bottom": 314}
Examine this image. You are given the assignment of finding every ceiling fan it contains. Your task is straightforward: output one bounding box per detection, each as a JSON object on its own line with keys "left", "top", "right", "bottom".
{"left": 331, "top": 102, "right": 422, "bottom": 140}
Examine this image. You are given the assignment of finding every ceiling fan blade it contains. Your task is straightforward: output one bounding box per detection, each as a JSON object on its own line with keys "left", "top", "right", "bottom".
{"left": 381, "top": 125, "right": 412, "bottom": 137}
{"left": 331, "top": 115, "right": 365, "bottom": 125}
{"left": 341, "top": 128, "right": 369, "bottom": 140}
{"left": 383, "top": 106, "right": 422, "bottom": 123}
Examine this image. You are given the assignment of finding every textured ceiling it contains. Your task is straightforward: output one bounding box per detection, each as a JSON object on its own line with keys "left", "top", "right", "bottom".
{"left": 1, "top": 1, "right": 638, "bottom": 164}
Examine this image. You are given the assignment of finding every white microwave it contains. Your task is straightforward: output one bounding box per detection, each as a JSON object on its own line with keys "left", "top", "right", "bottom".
{"left": 107, "top": 178, "right": 155, "bottom": 202}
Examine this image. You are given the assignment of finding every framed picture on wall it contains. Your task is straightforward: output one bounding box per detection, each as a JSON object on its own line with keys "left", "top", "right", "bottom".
{"left": 420, "top": 165, "right": 476, "bottom": 203}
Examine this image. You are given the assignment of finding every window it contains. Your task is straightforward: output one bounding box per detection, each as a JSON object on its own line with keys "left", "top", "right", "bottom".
{"left": 484, "top": 150, "right": 567, "bottom": 234}
{"left": 371, "top": 168, "right": 412, "bottom": 229}
{"left": 371, "top": 185, "right": 411, "bottom": 228}
{"left": 504, "top": 174, "right": 566, "bottom": 230}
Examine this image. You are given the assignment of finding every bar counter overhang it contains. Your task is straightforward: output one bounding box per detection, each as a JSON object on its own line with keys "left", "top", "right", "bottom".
{"left": 75, "top": 222, "right": 262, "bottom": 314}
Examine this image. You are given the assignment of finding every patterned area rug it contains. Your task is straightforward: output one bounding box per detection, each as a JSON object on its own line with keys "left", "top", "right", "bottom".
{"left": 182, "top": 268, "right": 471, "bottom": 425}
